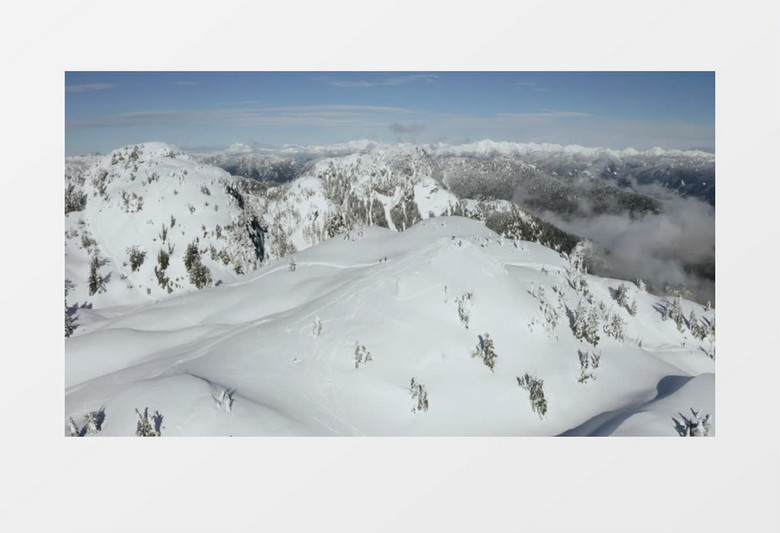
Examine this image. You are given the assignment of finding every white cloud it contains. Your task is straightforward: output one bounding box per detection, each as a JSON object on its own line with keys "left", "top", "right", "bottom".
{"left": 66, "top": 105, "right": 415, "bottom": 130}
{"left": 65, "top": 83, "right": 116, "bottom": 92}
{"left": 329, "top": 73, "right": 437, "bottom": 87}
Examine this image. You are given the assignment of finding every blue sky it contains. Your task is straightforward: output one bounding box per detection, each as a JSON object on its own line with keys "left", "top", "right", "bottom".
{"left": 65, "top": 72, "right": 714, "bottom": 155}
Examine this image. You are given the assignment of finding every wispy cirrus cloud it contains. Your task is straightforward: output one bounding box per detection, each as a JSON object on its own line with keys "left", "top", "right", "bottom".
{"left": 65, "top": 83, "right": 117, "bottom": 93}
{"left": 329, "top": 73, "right": 437, "bottom": 88}
{"left": 66, "top": 104, "right": 414, "bottom": 130}
{"left": 497, "top": 110, "right": 594, "bottom": 119}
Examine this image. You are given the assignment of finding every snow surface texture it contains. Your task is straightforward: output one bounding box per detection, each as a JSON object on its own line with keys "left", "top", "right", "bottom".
{"left": 65, "top": 216, "right": 715, "bottom": 436}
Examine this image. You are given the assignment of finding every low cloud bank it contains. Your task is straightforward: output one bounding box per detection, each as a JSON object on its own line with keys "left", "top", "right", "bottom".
{"left": 535, "top": 191, "right": 715, "bottom": 305}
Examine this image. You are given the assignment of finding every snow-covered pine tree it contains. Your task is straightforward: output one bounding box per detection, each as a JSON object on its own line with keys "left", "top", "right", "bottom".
{"left": 603, "top": 312, "right": 625, "bottom": 342}
{"left": 410, "top": 378, "right": 429, "bottom": 413}
{"left": 127, "top": 246, "right": 146, "bottom": 272}
{"left": 577, "top": 349, "right": 601, "bottom": 383}
{"left": 289, "top": 257, "right": 296, "bottom": 271}
{"left": 666, "top": 295, "right": 685, "bottom": 332}
{"left": 65, "top": 301, "right": 73, "bottom": 338}
{"left": 64, "top": 184, "right": 85, "bottom": 214}
{"left": 184, "top": 242, "right": 212, "bottom": 289}
{"left": 517, "top": 373, "right": 547, "bottom": 419}
{"left": 688, "top": 308, "right": 704, "bottom": 339}
{"left": 585, "top": 306, "right": 601, "bottom": 346}
{"left": 354, "top": 342, "right": 372, "bottom": 368}
{"left": 471, "top": 333, "right": 498, "bottom": 372}
{"left": 88, "top": 253, "right": 101, "bottom": 295}
{"left": 312, "top": 316, "right": 323, "bottom": 337}
{"left": 573, "top": 301, "right": 588, "bottom": 342}
{"left": 135, "top": 407, "right": 162, "bottom": 437}
{"left": 155, "top": 249, "right": 171, "bottom": 290}
{"left": 68, "top": 417, "right": 81, "bottom": 437}
{"left": 613, "top": 283, "right": 629, "bottom": 308}
{"left": 676, "top": 408, "right": 712, "bottom": 436}
{"left": 456, "top": 292, "right": 473, "bottom": 329}
{"left": 83, "top": 410, "right": 101, "bottom": 435}
{"left": 542, "top": 299, "right": 560, "bottom": 335}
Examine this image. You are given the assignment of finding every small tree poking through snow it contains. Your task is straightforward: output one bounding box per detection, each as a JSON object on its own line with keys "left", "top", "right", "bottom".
{"left": 288, "top": 257, "right": 296, "bottom": 271}
{"left": 354, "top": 342, "right": 372, "bottom": 368}
{"left": 472, "top": 333, "right": 498, "bottom": 372}
{"left": 455, "top": 292, "right": 474, "bottom": 329}
{"left": 184, "top": 242, "right": 212, "bottom": 289}
{"left": 665, "top": 295, "right": 685, "bottom": 332}
{"left": 674, "top": 408, "right": 712, "bottom": 436}
{"left": 127, "top": 246, "right": 146, "bottom": 272}
{"left": 88, "top": 253, "right": 102, "bottom": 296}
{"left": 517, "top": 373, "right": 547, "bottom": 419}
{"left": 65, "top": 302, "right": 73, "bottom": 338}
{"left": 577, "top": 349, "right": 601, "bottom": 383}
{"left": 312, "top": 316, "right": 323, "bottom": 337}
{"left": 603, "top": 312, "right": 625, "bottom": 342}
{"left": 215, "top": 388, "right": 235, "bottom": 412}
{"left": 67, "top": 407, "right": 105, "bottom": 436}
{"left": 612, "top": 283, "right": 637, "bottom": 316}
{"left": 135, "top": 407, "right": 163, "bottom": 437}
{"left": 409, "top": 378, "right": 429, "bottom": 413}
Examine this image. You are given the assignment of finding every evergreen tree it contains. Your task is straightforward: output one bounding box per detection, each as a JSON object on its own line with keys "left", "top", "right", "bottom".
{"left": 603, "top": 312, "right": 624, "bottom": 342}
{"left": 184, "top": 242, "right": 212, "bottom": 289}
{"left": 410, "top": 378, "right": 429, "bottom": 413}
{"left": 517, "top": 373, "right": 547, "bottom": 419}
{"left": 135, "top": 407, "right": 162, "bottom": 437}
{"left": 88, "top": 253, "right": 101, "bottom": 295}
{"left": 573, "top": 301, "right": 588, "bottom": 342}
{"left": 688, "top": 308, "right": 705, "bottom": 339}
{"left": 455, "top": 292, "right": 473, "bottom": 329}
{"left": 68, "top": 417, "right": 81, "bottom": 437}
{"left": 64, "top": 184, "right": 85, "bottom": 214}
{"left": 666, "top": 295, "right": 685, "bottom": 332}
{"left": 585, "top": 306, "right": 601, "bottom": 346}
{"left": 127, "top": 246, "right": 146, "bottom": 272}
{"left": 155, "top": 249, "right": 171, "bottom": 290}
{"left": 675, "top": 408, "right": 712, "bottom": 437}
{"left": 65, "top": 301, "right": 73, "bottom": 338}
{"left": 614, "top": 283, "right": 629, "bottom": 308}
{"left": 472, "top": 333, "right": 498, "bottom": 372}
{"left": 354, "top": 342, "right": 372, "bottom": 368}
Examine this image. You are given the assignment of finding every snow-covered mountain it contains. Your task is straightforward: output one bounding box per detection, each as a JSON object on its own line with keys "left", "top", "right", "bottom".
{"left": 65, "top": 216, "right": 715, "bottom": 436}
{"left": 65, "top": 142, "right": 578, "bottom": 314}
{"left": 198, "top": 139, "right": 715, "bottom": 206}
{"left": 65, "top": 143, "right": 268, "bottom": 320}
{"left": 64, "top": 141, "right": 715, "bottom": 436}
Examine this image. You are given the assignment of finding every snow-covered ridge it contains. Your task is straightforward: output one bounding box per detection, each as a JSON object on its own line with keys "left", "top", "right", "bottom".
{"left": 197, "top": 139, "right": 714, "bottom": 160}
{"left": 427, "top": 139, "right": 715, "bottom": 160}
{"left": 65, "top": 142, "right": 266, "bottom": 315}
{"left": 65, "top": 216, "right": 715, "bottom": 436}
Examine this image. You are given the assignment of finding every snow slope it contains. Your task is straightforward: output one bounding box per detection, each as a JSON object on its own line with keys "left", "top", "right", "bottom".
{"left": 65, "top": 143, "right": 266, "bottom": 322}
{"left": 65, "top": 216, "right": 715, "bottom": 436}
